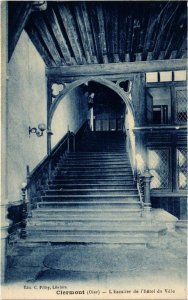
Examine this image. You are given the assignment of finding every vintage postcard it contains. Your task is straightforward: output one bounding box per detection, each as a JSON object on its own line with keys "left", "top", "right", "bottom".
{"left": 1, "top": 0, "right": 187, "bottom": 300}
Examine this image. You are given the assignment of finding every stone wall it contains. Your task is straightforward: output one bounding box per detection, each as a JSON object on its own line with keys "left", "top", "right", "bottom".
{"left": 7, "top": 30, "right": 47, "bottom": 202}
{"left": 51, "top": 87, "right": 88, "bottom": 148}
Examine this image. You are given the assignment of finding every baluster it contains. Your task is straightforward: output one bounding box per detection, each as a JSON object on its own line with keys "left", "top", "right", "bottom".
{"left": 20, "top": 183, "right": 27, "bottom": 239}
{"left": 26, "top": 165, "right": 32, "bottom": 217}
{"left": 67, "top": 126, "right": 70, "bottom": 153}
{"left": 141, "top": 169, "right": 153, "bottom": 215}
{"left": 73, "top": 134, "right": 75, "bottom": 152}
{"left": 48, "top": 160, "right": 52, "bottom": 181}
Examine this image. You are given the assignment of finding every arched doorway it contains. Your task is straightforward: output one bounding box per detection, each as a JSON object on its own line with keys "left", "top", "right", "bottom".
{"left": 47, "top": 77, "right": 135, "bottom": 154}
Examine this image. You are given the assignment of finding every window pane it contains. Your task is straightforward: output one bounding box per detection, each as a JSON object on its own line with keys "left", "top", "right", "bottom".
{"left": 95, "top": 120, "right": 101, "bottom": 131}
{"left": 102, "top": 120, "right": 109, "bottom": 131}
{"left": 109, "top": 119, "right": 116, "bottom": 131}
{"left": 146, "top": 72, "right": 158, "bottom": 83}
{"left": 117, "top": 119, "right": 123, "bottom": 130}
{"left": 177, "top": 147, "right": 187, "bottom": 190}
{"left": 148, "top": 149, "right": 169, "bottom": 189}
{"left": 153, "top": 106, "right": 161, "bottom": 124}
{"left": 175, "top": 89, "right": 187, "bottom": 124}
{"left": 160, "top": 71, "right": 172, "bottom": 82}
{"left": 174, "top": 70, "right": 186, "bottom": 81}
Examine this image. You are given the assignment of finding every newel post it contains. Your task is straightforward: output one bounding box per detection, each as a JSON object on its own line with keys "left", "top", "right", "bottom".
{"left": 142, "top": 169, "right": 153, "bottom": 212}
{"left": 20, "top": 183, "right": 27, "bottom": 239}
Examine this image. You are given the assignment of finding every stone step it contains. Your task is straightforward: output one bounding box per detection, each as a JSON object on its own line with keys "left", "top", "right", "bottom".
{"left": 67, "top": 152, "right": 129, "bottom": 159}
{"left": 77, "top": 148, "right": 126, "bottom": 152}
{"left": 44, "top": 189, "right": 138, "bottom": 196}
{"left": 59, "top": 161, "right": 132, "bottom": 167}
{"left": 48, "top": 184, "right": 137, "bottom": 190}
{"left": 23, "top": 234, "right": 158, "bottom": 245}
{"left": 37, "top": 201, "right": 141, "bottom": 209}
{"left": 60, "top": 161, "right": 131, "bottom": 166}
{"left": 65, "top": 154, "right": 129, "bottom": 159}
{"left": 41, "top": 194, "right": 140, "bottom": 201}
{"left": 59, "top": 165, "right": 131, "bottom": 170}
{"left": 27, "top": 224, "right": 165, "bottom": 234}
{"left": 76, "top": 148, "right": 126, "bottom": 151}
{"left": 51, "top": 179, "right": 135, "bottom": 185}
{"left": 56, "top": 170, "right": 133, "bottom": 176}
{"left": 26, "top": 227, "right": 166, "bottom": 244}
{"left": 55, "top": 174, "right": 134, "bottom": 180}
{"left": 28, "top": 219, "right": 150, "bottom": 227}
{"left": 32, "top": 208, "right": 142, "bottom": 218}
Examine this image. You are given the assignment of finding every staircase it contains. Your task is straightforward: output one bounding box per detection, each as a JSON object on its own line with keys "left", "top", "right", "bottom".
{"left": 26, "top": 131, "right": 166, "bottom": 245}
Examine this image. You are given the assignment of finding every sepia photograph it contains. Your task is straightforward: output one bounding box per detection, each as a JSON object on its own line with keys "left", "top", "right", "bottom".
{"left": 1, "top": 1, "right": 187, "bottom": 299}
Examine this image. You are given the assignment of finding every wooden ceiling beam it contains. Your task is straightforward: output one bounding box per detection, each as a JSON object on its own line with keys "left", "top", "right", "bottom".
{"left": 103, "top": 6, "right": 113, "bottom": 62}
{"left": 32, "top": 17, "right": 63, "bottom": 65}
{"left": 80, "top": 2, "right": 96, "bottom": 62}
{"left": 131, "top": 19, "right": 140, "bottom": 56}
{"left": 179, "top": 50, "right": 187, "bottom": 59}
{"left": 177, "top": 37, "right": 187, "bottom": 58}
{"left": 25, "top": 24, "right": 56, "bottom": 67}
{"left": 143, "top": 4, "right": 161, "bottom": 55}
{"left": 45, "top": 9, "right": 73, "bottom": 65}
{"left": 74, "top": 4, "right": 92, "bottom": 64}
{"left": 125, "top": 53, "right": 130, "bottom": 62}
{"left": 170, "top": 50, "right": 177, "bottom": 59}
{"left": 103, "top": 55, "right": 108, "bottom": 64}
{"left": 146, "top": 52, "right": 153, "bottom": 61}
{"left": 111, "top": 6, "right": 119, "bottom": 56}
{"left": 126, "top": 16, "right": 133, "bottom": 54}
{"left": 8, "top": 2, "right": 32, "bottom": 60}
{"left": 57, "top": 4, "right": 84, "bottom": 65}
{"left": 165, "top": 26, "right": 185, "bottom": 59}
{"left": 46, "top": 59, "right": 186, "bottom": 78}
{"left": 154, "top": 2, "right": 180, "bottom": 56}
{"left": 9, "top": 2, "right": 28, "bottom": 31}
{"left": 113, "top": 54, "right": 120, "bottom": 63}
{"left": 88, "top": 4, "right": 104, "bottom": 63}
{"left": 96, "top": 4, "right": 107, "bottom": 56}
{"left": 158, "top": 51, "right": 165, "bottom": 60}
{"left": 119, "top": 14, "right": 127, "bottom": 61}
{"left": 135, "top": 53, "right": 142, "bottom": 61}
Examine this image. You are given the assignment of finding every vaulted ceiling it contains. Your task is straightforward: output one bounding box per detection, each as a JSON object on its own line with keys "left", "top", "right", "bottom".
{"left": 9, "top": 1, "right": 187, "bottom": 67}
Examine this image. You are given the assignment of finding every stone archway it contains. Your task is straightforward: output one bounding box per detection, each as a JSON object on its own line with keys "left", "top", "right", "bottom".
{"left": 47, "top": 77, "right": 135, "bottom": 153}
{"left": 48, "top": 77, "right": 135, "bottom": 130}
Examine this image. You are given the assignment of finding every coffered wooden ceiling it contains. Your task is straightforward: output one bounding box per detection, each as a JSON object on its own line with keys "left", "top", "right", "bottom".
{"left": 9, "top": 1, "right": 187, "bottom": 67}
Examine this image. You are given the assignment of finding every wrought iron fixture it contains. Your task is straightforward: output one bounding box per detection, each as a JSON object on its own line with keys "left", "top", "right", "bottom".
{"left": 29, "top": 123, "right": 46, "bottom": 137}
{"left": 88, "top": 92, "right": 95, "bottom": 109}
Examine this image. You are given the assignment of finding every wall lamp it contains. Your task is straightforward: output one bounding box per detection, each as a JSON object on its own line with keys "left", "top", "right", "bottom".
{"left": 29, "top": 123, "right": 46, "bottom": 137}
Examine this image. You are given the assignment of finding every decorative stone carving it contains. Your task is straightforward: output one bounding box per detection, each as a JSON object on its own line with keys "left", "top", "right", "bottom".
{"left": 116, "top": 80, "right": 133, "bottom": 101}
{"left": 51, "top": 83, "right": 65, "bottom": 100}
